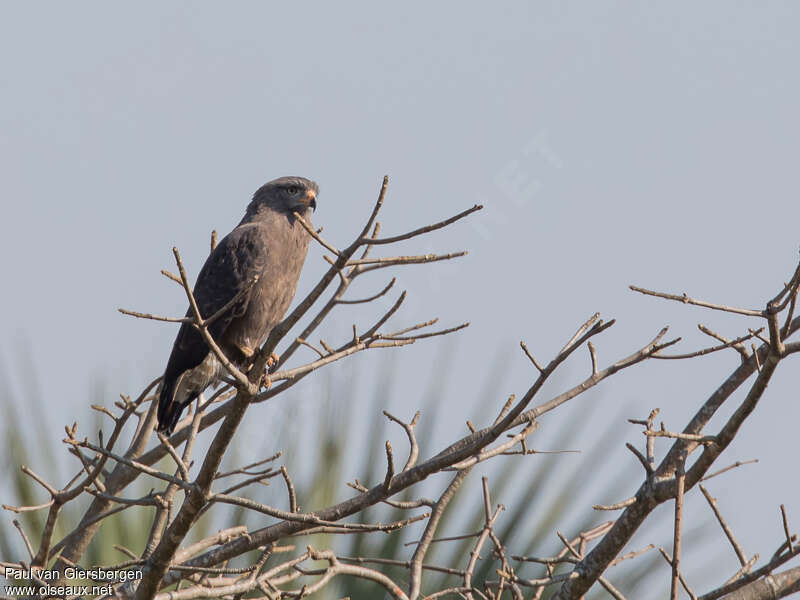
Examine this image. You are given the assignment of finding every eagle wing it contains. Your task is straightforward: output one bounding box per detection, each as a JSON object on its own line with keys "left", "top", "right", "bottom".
{"left": 157, "top": 225, "right": 268, "bottom": 432}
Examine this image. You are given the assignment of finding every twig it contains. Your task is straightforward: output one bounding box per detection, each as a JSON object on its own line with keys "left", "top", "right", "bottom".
{"left": 493, "top": 396, "right": 515, "bottom": 426}
{"left": 404, "top": 532, "right": 481, "bottom": 547}
{"left": 630, "top": 285, "right": 763, "bottom": 317}
{"left": 280, "top": 466, "right": 297, "bottom": 513}
{"left": 174, "top": 527, "right": 250, "bottom": 564}
{"left": 556, "top": 531, "right": 626, "bottom": 599}
{"left": 345, "top": 252, "right": 469, "bottom": 267}
{"left": 698, "top": 324, "right": 750, "bottom": 360}
{"left": 653, "top": 329, "right": 764, "bottom": 360}
{"left": 559, "top": 313, "right": 601, "bottom": 355}
{"left": 64, "top": 436, "right": 194, "bottom": 492}
{"left": 20, "top": 466, "right": 58, "bottom": 496}
{"left": 700, "top": 460, "right": 759, "bottom": 482}
{"left": 699, "top": 544, "right": 800, "bottom": 599}
{"left": 644, "top": 428, "right": 717, "bottom": 444}
{"left": 2, "top": 500, "right": 54, "bottom": 514}
{"left": 337, "top": 278, "right": 397, "bottom": 305}
{"left": 409, "top": 469, "right": 472, "bottom": 600}
{"left": 383, "top": 441, "right": 395, "bottom": 490}
{"left": 520, "top": 341, "right": 544, "bottom": 373}
{"left": 384, "top": 410, "right": 421, "bottom": 471}
{"left": 781, "top": 504, "right": 793, "bottom": 557}
{"left": 363, "top": 204, "right": 483, "bottom": 245}
{"left": 699, "top": 485, "right": 747, "bottom": 566}
{"left": 463, "top": 477, "right": 508, "bottom": 600}
{"left": 157, "top": 432, "right": 191, "bottom": 482}
{"left": 592, "top": 497, "right": 637, "bottom": 511}
{"left": 587, "top": 341, "right": 598, "bottom": 375}
{"left": 337, "top": 556, "right": 465, "bottom": 577}
{"left": 215, "top": 452, "right": 282, "bottom": 479}
{"left": 671, "top": 460, "right": 686, "bottom": 600}
{"left": 13, "top": 520, "right": 35, "bottom": 560}
{"left": 293, "top": 211, "right": 340, "bottom": 256}
{"left": 211, "top": 493, "right": 427, "bottom": 532}
{"left": 658, "top": 548, "right": 697, "bottom": 600}
{"left": 626, "top": 443, "right": 654, "bottom": 476}
{"left": 161, "top": 268, "right": 183, "bottom": 285}
{"left": 203, "top": 275, "right": 259, "bottom": 327}
{"left": 118, "top": 308, "right": 188, "bottom": 323}
{"left": 722, "top": 554, "right": 759, "bottom": 586}
{"left": 608, "top": 544, "right": 655, "bottom": 567}
{"left": 295, "top": 337, "right": 325, "bottom": 358}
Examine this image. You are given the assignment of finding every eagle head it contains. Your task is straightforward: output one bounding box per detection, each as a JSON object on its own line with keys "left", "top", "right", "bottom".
{"left": 251, "top": 176, "right": 318, "bottom": 216}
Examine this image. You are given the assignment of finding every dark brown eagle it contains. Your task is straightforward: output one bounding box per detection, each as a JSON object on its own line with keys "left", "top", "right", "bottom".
{"left": 156, "top": 176, "right": 318, "bottom": 434}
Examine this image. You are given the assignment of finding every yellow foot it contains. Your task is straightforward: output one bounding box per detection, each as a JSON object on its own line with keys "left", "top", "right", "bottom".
{"left": 260, "top": 374, "right": 272, "bottom": 390}
{"left": 267, "top": 352, "right": 280, "bottom": 369}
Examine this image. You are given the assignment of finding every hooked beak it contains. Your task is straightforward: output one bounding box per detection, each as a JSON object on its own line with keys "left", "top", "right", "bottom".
{"left": 304, "top": 189, "right": 317, "bottom": 212}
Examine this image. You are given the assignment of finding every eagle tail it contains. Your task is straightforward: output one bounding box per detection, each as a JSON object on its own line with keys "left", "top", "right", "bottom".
{"left": 157, "top": 373, "right": 197, "bottom": 435}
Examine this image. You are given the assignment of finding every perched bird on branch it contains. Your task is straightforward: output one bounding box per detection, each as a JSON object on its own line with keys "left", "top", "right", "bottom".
{"left": 156, "top": 176, "right": 318, "bottom": 434}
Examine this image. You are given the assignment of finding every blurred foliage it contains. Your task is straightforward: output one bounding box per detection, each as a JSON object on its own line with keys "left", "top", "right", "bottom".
{"left": 0, "top": 349, "right": 685, "bottom": 599}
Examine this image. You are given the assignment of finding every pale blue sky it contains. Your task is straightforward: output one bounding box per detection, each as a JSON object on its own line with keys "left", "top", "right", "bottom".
{"left": 2, "top": 2, "right": 799, "bottom": 595}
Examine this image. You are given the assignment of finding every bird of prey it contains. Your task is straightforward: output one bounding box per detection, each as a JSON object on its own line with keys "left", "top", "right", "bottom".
{"left": 156, "top": 176, "right": 318, "bottom": 435}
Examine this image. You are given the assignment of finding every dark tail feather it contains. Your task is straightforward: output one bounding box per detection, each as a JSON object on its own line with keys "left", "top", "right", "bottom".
{"left": 157, "top": 374, "right": 193, "bottom": 435}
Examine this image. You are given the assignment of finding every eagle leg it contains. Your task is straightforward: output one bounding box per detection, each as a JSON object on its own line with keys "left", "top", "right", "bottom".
{"left": 235, "top": 343, "right": 255, "bottom": 358}
{"left": 267, "top": 352, "right": 280, "bottom": 369}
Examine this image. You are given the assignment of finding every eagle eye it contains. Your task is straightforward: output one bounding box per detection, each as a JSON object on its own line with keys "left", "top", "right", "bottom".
{"left": 287, "top": 186, "right": 300, "bottom": 195}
